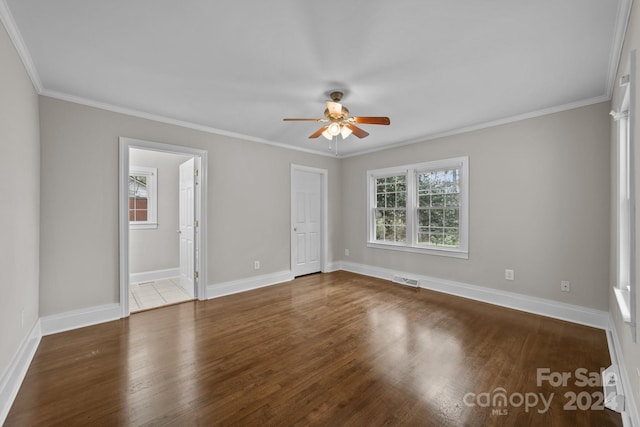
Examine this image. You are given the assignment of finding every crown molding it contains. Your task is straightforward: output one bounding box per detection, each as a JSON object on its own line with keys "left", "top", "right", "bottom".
{"left": 0, "top": 0, "right": 42, "bottom": 92}
{"left": 340, "top": 95, "right": 611, "bottom": 158}
{"left": 42, "top": 89, "right": 611, "bottom": 161}
{"left": 40, "top": 89, "right": 337, "bottom": 158}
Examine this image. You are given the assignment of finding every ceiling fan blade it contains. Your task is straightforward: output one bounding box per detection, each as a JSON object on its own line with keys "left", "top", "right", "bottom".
{"left": 352, "top": 116, "right": 391, "bottom": 125}
{"left": 345, "top": 123, "right": 369, "bottom": 138}
{"left": 283, "top": 118, "right": 323, "bottom": 122}
{"left": 326, "top": 101, "right": 342, "bottom": 116}
{"left": 309, "top": 126, "right": 329, "bottom": 138}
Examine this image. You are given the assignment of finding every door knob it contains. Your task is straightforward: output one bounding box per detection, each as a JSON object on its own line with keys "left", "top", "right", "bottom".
{"left": 176, "top": 230, "right": 182, "bottom": 234}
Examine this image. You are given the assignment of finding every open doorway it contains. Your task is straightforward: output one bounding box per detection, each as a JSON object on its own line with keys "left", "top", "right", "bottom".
{"left": 119, "top": 138, "right": 208, "bottom": 317}
{"left": 128, "top": 148, "right": 193, "bottom": 312}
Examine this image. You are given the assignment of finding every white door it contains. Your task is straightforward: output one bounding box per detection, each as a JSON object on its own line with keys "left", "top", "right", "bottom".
{"left": 291, "top": 169, "right": 322, "bottom": 277}
{"left": 179, "top": 158, "right": 196, "bottom": 297}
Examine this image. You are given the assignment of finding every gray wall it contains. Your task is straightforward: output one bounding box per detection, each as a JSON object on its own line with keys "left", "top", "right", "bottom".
{"left": 129, "top": 148, "right": 191, "bottom": 275}
{"left": 341, "top": 102, "right": 611, "bottom": 311}
{"left": 610, "top": 0, "right": 640, "bottom": 412}
{"left": 37, "top": 97, "right": 614, "bottom": 313}
{"left": 0, "top": 22, "right": 40, "bottom": 380}
{"left": 38, "top": 96, "right": 342, "bottom": 316}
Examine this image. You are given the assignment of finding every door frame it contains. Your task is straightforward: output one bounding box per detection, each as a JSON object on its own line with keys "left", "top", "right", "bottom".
{"left": 119, "top": 137, "right": 208, "bottom": 317}
{"left": 290, "top": 164, "right": 329, "bottom": 276}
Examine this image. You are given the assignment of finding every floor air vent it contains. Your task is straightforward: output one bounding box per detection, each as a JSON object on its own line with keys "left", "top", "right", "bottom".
{"left": 392, "top": 275, "right": 419, "bottom": 287}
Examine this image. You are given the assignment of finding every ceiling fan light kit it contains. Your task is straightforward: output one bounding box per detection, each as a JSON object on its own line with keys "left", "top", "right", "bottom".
{"left": 283, "top": 91, "right": 391, "bottom": 145}
{"left": 340, "top": 125, "right": 352, "bottom": 139}
{"left": 326, "top": 121, "right": 342, "bottom": 137}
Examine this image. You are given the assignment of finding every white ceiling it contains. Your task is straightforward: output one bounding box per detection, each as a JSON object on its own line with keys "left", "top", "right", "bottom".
{"left": 2, "top": 0, "right": 629, "bottom": 156}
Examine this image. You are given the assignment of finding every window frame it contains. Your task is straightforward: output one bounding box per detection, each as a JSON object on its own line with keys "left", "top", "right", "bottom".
{"left": 611, "top": 49, "right": 638, "bottom": 344}
{"left": 612, "top": 56, "right": 636, "bottom": 334}
{"left": 367, "top": 156, "right": 469, "bottom": 259}
{"left": 129, "top": 166, "right": 158, "bottom": 229}
{"left": 372, "top": 173, "right": 408, "bottom": 244}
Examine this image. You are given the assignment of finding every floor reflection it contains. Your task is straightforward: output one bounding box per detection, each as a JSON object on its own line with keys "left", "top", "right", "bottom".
{"left": 367, "top": 305, "right": 464, "bottom": 405}
{"left": 125, "top": 304, "right": 199, "bottom": 423}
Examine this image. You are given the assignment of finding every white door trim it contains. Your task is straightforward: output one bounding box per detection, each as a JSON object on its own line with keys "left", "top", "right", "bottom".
{"left": 290, "top": 164, "right": 328, "bottom": 275}
{"left": 119, "top": 137, "right": 208, "bottom": 318}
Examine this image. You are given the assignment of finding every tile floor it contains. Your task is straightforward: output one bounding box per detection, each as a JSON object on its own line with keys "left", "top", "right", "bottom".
{"left": 129, "top": 278, "right": 194, "bottom": 313}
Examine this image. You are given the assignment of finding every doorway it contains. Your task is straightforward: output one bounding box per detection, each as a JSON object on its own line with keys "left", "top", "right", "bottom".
{"left": 119, "top": 138, "right": 208, "bottom": 317}
{"left": 290, "top": 164, "right": 328, "bottom": 277}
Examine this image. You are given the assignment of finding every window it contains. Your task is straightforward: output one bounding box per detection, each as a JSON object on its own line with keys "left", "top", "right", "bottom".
{"left": 129, "top": 166, "right": 157, "bottom": 229}
{"left": 612, "top": 64, "right": 635, "bottom": 327}
{"left": 615, "top": 109, "right": 630, "bottom": 292}
{"left": 416, "top": 169, "right": 461, "bottom": 247}
{"left": 612, "top": 50, "right": 638, "bottom": 342}
{"left": 367, "top": 157, "right": 469, "bottom": 258}
{"left": 374, "top": 175, "right": 407, "bottom": 242}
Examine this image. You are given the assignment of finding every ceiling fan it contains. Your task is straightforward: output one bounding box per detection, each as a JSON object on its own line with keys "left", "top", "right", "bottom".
{"left": 283, "top": 91, "right": 390, "bottom": 140}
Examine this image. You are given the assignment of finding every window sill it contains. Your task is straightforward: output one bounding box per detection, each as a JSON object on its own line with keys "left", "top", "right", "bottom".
{"left": 367, "top": 241, "right": 468, "bottom": 259}
{"left": 614, "top": 286, "right": 631, "bottom": 323}
{"left": 130, "top": 222, "right": 158, "bottom": 230}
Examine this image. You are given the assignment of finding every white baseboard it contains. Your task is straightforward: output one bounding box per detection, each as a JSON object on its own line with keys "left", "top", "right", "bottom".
{"left": 607, "top": 316, "right": 640, "bottom": 427}
{"left": 0, "top": 320, "right": 42, "bottom": 425}
{"left": 207, "top": 270, "right": 294, "bottom": 299}
{"left": 130, "top": 268, "right": 179, "bottom": 284}
{"left": 324, "top": 262, "right": 342, "bottom": 273}
{"left": 339, "top": 261, "right": 610, "bottom": 330}
{"left": 40, "top": 303, "right": 122, "bottom": 336}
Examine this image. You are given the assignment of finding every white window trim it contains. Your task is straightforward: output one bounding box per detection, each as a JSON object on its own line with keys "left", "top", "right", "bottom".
{"left": 614, "top": 106, "right": 631, "bottom": 323}
{"left": 129, "top": 166, "right": 158, "bottom": 229}
{"left": 367, "top": 156, "right": 469, "bottom": 259}
{"left": 612, "top": 50, "right": 637, "bottom": 342}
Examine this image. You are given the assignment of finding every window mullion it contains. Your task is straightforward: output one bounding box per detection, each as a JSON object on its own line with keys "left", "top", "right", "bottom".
{"left": 406, "top": 168, "right": 416, "bottom": 247}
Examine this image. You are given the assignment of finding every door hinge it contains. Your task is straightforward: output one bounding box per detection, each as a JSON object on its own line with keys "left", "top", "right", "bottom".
{"left": 194, "top": 271, "right": 199, "bottom": 279}
{"left": 194, "top": 169, "right": 199, "bottom": 177}
{"left": 194, "top": 219, "right": 199, "bottom": 228}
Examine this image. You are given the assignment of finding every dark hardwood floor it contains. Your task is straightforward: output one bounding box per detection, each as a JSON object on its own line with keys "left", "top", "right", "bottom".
{"left": 6, "top": 271, "right": 621, "bottom": 426}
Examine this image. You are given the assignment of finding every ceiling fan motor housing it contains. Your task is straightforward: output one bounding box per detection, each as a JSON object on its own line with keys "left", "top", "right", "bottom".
{"left": 329, "top": 91, "right": 344, "bottom": 102}
{"left": 324, "top": 106, "right": 349, "bottom": 121}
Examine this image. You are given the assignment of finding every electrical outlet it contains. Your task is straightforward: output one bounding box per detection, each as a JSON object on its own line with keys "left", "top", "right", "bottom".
{"left": 561, "top": 281, "right": 571, "bottom": 292}
{"left": 345, "top": 249, "right": 350, "bottom": 256}
{"left": 505, "top": 269, "right": 514, "bottom": 281}
{"left": 254, "top": 260, "right": 260, "bottom": 270}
